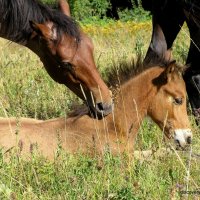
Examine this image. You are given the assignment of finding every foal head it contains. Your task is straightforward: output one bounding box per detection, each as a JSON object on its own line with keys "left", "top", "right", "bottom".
{"left": 29, "top": 0, "right": 112, "bottom": 116}
{"left": 148, "top": 61, "right": 192, "bottom": 149}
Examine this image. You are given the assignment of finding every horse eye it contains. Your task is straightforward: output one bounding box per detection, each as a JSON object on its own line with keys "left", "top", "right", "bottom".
{"left": 173, "top": 97, "right": 183, "bottom": 105}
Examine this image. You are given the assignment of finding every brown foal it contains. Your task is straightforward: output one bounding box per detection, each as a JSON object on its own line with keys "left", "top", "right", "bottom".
{"left": 0, "top": 60, "right": 192, "bottom": 158}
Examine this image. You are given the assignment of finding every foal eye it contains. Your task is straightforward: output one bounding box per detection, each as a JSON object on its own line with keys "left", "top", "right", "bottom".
{"left": 173, "top": 97, "right": 183, "bottom": 105}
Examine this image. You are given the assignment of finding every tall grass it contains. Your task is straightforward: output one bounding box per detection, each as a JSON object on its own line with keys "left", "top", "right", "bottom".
{"left": 0, "top": 21, "right": 199, "bottom": 199}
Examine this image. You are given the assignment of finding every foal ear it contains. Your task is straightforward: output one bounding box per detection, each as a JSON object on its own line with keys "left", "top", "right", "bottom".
{"left": 58, "top": 0, "right": 71, "bottom": 16}
{"left": 152, "top": 60, "right": 177, "bottom": 86}
{"left": 164, "top": 48, "right": 173, "bottom": 62}
{"left": 30, "top": 21, "right": 55, "bottom": 40}
{"left": 164, "top": 60, "right": 176, "bottom": 81}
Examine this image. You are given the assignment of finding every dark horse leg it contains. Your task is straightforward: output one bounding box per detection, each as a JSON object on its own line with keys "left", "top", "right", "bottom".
{"left": 144, "top": 0, "right": 185, "bottom": 63}
{"left": 184, "top": 14, "right": 200, "bottom": 122}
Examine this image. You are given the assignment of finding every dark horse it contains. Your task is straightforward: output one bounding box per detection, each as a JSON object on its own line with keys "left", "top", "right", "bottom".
{"left": 142, "top": 0, "right": 200, "bottom": 123}
{"left": 0, "top": 0, "right": 113, "bottom": 116}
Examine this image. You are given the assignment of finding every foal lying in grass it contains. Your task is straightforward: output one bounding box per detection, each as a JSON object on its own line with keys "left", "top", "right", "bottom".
{"left": 0, "top": 59, "right": 192, "bottom": 158}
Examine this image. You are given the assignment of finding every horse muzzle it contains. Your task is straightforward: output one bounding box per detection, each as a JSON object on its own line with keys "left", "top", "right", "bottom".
{"left": 89, "top": 101, "right": 113, "bottom": 117}
{"left": 174, "top": 129, "right": 192, "bottom": 150}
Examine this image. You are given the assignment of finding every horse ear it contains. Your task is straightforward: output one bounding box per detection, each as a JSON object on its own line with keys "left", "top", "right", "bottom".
{"left": 164, "top": 60, "right": 176, "bottom": 81}
{"left": 30, "top": 21, "right": 54, "bottom": 40}
{"left": 58, "top": 0, "right": 71, "bottom": 16}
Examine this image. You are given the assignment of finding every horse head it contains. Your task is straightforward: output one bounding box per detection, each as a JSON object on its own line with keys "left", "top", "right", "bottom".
{"left": 28, "top": 0, "right": 113, "bottom": 117}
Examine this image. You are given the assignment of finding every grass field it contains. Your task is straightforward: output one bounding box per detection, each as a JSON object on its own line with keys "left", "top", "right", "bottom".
{"left": 0, "top": 21, "right": 199, "bottom": 199}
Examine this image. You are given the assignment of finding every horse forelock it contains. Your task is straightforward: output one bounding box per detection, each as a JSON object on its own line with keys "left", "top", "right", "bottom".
{"left": 0, "top": 0, "right": 80, "bottom": 43}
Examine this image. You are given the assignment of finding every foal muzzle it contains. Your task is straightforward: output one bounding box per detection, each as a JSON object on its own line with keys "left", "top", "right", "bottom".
{"left": 174, "top": 129, "right": 192, "bottom": 149}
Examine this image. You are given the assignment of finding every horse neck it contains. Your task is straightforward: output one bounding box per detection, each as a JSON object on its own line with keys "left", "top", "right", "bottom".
{"left": 0, "top": 28, "right": 28, "bottom": 46}
{"left": 0, "top": 0, "right": 40, "bottom": 44}
{"left": 112, "top": 67, "right": 161, "bottom": 135}
{"left": 0, "top": 14, "right": 44, "bottom": 59}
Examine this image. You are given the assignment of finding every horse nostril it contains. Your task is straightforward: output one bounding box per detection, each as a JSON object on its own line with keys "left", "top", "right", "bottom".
{"left": 95, "top": 102, "right": 113, "bottom": 116}
{"left": 187, "top": 136, "right": 192, "bottom": 144}
{"left": 97, "top": 102, "right": 104, "bottom": 111}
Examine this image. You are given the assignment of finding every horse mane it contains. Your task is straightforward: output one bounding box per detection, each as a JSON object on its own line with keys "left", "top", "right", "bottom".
{"left": 0, "top": 0, "right": 80, "bottom": 43}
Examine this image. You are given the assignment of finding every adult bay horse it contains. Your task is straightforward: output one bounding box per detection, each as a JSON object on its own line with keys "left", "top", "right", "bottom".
{"left": 0, "top": 58, "right": 192, "bottom": 158}
{"left": 142, "top": 0, "right": 200, "bottom": 123}
{"left": 0, "top": 0, "right": 113, "bottom": 116}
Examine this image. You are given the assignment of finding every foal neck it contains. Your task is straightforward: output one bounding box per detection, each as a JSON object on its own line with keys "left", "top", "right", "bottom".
{"left": 112, "top": 67, "right": 159, "bottom": 136}
{"left": 47, "top": 66, "right": 162, "bottom": 137}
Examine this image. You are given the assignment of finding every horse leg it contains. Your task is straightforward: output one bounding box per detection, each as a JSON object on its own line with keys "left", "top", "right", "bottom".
{"left": 183, "top": 21, "right": 200, "bottom": 124}
{"left": 144, "top": 0, "right": 185, "bottom": 63}
{"left": 107, "top": 0, "right": 119, "bottom": 19}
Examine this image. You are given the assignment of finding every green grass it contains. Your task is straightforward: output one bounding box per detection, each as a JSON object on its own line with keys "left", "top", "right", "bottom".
{"left": 0, "top": 21, "right": 199, "bottom": 199}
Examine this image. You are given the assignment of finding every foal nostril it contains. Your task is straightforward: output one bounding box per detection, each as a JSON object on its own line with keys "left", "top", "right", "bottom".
{"left": 97, "top": 102, "right": 104, "bottom": 111}
{"left": 187, "top": 136, "right": 192, "bottom": 144}
{"left": 175, "top": 139, "right": 180, "bottom": 147}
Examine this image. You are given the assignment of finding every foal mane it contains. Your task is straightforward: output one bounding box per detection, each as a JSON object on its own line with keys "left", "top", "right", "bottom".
{"left": 0, "top": 0, "right": 80, "bottom": 43}
{"left": 106, "top": 55, "right": 185, "bottom": 87}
